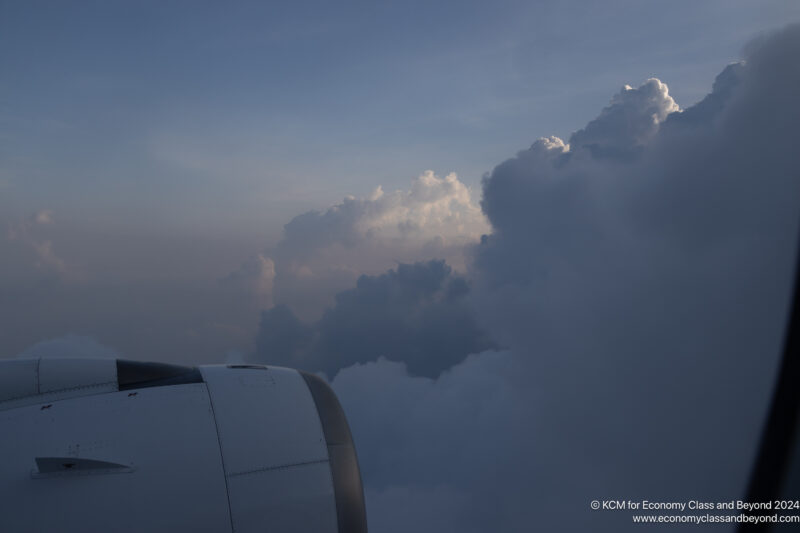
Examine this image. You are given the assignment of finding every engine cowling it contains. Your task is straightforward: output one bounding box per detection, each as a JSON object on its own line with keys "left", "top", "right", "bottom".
{"left": 0, "top": 358, "right": 367, "bottom": 533}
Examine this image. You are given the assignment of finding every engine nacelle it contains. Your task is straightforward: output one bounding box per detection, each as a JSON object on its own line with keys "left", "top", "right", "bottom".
{"left": 0, "top": 358, "right": 367, "bottom": 533}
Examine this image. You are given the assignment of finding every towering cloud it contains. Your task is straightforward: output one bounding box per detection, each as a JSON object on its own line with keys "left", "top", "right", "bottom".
{"left": 569, "top": 78, "right": 680, "bottom": 158}
{"left": 331, "top": 24, "right": 800, "bottom": 532}
{"left": 249, "top": 171, "right": 493, "bottom": 379}
{"left": 266, "top": 171, "right": 488, "bottom": 320}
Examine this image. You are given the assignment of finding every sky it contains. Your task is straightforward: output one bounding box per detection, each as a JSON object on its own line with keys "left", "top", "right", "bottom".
{"left": 3, "top": 1, "right": 800, "bottom": 532}
{"left": 3, "top": 1, "right": 799, "bottom": 240}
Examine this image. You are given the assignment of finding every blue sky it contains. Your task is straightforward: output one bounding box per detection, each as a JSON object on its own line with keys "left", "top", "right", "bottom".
{"left": 3, "top": 0, "right": 799, "bottom": 247}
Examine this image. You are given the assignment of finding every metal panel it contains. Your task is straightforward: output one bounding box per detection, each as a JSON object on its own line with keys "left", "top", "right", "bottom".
{"left": 0, "top": 383, "right": 231, "bottom": 533}
{"left": 0, "top": 358, "right": 119, "bottom": 412}
{"left": 200, "top": 365, "right": 329, "bottom": 474}
{"left": 227, "top": 461, "right": 337, "bottom": 533}
{"left": 201, "top": 365, "right": 337, "bottom": 533}
{"left": 38, "top": 357, "right": 117, "bottom": 393}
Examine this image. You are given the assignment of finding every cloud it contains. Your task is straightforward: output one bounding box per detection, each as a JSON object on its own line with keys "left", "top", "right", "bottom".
{"left": 266, "top": 171, "right": 488, "bottom": 320}
{"left": 254, "top": 260, "right": 497, "bottom": 378}
{"left": 0, "top": 278, "right": 266, "bottom": 365}
{"left": 471, "top": 24, "right": 800, "bottom": 531}
{"left": 218, "top": 253, "right": 275, "bottom": 309}
{"left": 569, "top": 78, "right": 679, "bottom": 158}
{"left": 1, "top": 224, "right": 270, "bottom": 365}
{"left": 328, "top": 24, "right": 800, "bottom": 533}
{"left": 332, "top": 352, "right": 516, "bottom": 533}
{"left": 5, "top": 210, "right": 67, "bottom": 276}
{"left": 2, "top": 22, "right": 797, "bottom": 533}
{"left": 15, "top": 335, "right": 119, "bottom": 359}
{"left": 32, "top": 210, "right": 54, "bottom": 225}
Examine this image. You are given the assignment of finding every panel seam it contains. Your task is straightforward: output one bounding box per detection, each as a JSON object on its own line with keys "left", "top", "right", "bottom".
{"left": 0, "top": 381, "right": 117, "bottom": 404}
{"left": 203, "top": 382, "right": 236, "bottom": 533}
{"left": 227, "top": 458, "right": 329, "bottom": 478}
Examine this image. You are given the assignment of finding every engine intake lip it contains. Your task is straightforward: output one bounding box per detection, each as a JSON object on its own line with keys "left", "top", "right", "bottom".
{"left": 300, "top": 371, "right": 368, "bottom": 533}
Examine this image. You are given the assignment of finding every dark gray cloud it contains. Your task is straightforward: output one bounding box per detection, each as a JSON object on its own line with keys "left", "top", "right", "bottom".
{"left": 330, "top": 24, "right": 800, "bottom": 533}
{"left": 254, "top": 260, "right": 497, "bottom": 378}
{"left": 332, "top": 352, "right": 516, "bottom": 533}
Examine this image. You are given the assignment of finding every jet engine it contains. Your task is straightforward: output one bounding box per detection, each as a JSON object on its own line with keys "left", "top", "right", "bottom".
{"left": 0, "top": 358, "right": 367, "bottom": 533}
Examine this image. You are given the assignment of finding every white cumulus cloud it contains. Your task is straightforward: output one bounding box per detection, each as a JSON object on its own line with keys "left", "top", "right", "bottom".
{"left": 266, "top": 170, "right": 488, "bottom": 320}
